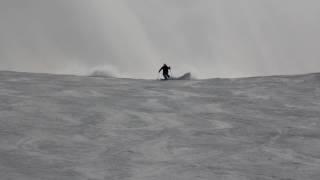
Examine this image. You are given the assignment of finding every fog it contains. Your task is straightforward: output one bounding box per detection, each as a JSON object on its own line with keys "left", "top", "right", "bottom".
{"left": 0, "top": 0, "right": 319, "bottom": 78}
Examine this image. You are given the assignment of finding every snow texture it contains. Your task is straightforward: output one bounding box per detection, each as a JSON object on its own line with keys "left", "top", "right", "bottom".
{"left": 160, "top": 72, "right": 192, "bottom": 81}
{"left": 1, "top": 71, "right": 320, "bottom": 180}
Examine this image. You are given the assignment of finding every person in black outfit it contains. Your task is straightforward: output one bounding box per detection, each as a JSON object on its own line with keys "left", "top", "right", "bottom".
{"left": 159, "top": 64, "right": 171, "bottom": 80}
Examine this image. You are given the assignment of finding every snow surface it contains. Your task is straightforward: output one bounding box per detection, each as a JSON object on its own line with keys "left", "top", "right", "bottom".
{"left": 1, "top": 71, "right": 320, "bottom": 180}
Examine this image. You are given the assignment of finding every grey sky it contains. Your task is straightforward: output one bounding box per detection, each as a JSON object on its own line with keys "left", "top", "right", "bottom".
{"left": 0, "top": 0, "right": 319, "bottom": 78}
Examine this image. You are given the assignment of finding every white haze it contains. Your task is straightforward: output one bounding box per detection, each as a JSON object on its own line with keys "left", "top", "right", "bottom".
{"left": 0, "top": 0, "right": 319, "bottom": 78}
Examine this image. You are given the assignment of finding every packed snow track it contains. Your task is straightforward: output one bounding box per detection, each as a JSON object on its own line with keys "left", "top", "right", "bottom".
{"left": 1, "top": 71, "right": 320, "bottom": 180}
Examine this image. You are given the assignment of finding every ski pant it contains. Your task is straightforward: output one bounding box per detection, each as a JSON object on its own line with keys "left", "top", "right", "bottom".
{"left": 163, "top": 73, "right": 170, "bottom": 80}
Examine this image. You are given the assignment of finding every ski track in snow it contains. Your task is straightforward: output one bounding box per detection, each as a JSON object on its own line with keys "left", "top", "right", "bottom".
{"left": 1, "top": 71, "right": 320, "bottom": 180}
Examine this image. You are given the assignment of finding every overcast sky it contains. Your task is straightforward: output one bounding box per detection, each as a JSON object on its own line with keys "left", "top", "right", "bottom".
{"left": 0, "top": 0, "right": 319, "bottom": 78}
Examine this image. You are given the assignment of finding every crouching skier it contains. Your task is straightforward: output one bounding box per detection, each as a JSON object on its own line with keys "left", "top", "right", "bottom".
{"left": 159, "top": 64, "right": 171, "bottom": 80}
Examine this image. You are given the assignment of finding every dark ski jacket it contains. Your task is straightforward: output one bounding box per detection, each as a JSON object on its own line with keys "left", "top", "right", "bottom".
{"left": 159, "top": 65, "right": 171, "bottom": 75}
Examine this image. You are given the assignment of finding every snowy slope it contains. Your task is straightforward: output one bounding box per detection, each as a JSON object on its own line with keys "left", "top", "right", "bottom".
{"left": 1, "top": 71, "right": 320, "bottom": 180}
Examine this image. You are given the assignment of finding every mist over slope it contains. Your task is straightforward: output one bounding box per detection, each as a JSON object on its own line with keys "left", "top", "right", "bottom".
{"left": 1, "top": 0, "right": 320, "bottom": 78}
{"left": 1, "top": 71, "right": 320, "bottom": 180}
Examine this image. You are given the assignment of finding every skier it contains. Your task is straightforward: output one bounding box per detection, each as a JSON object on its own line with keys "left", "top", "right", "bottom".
{"left": 159, "top": 64, "right": 171, "bottom": 80}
